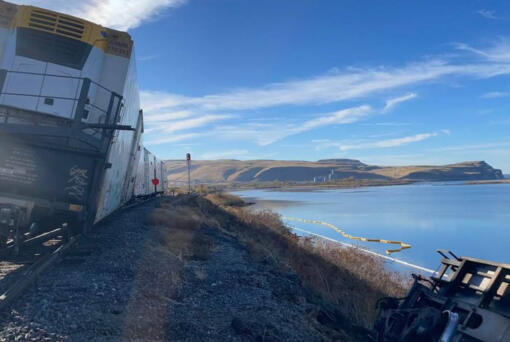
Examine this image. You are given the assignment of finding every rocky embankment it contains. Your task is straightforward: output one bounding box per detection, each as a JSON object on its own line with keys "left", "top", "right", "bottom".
{"left": 0, "top": 197, "right": 369, "bottom": 341}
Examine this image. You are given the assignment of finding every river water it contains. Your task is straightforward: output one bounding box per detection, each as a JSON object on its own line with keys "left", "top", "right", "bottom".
{"left": 233, "top": 183, "right": 510, "bottom": 273}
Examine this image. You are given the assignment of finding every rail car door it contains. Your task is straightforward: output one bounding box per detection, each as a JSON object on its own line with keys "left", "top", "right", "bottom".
{"left": 121, "top": 111, "right": 143, "bottom": 203}
{"left": 36, "top": 63, "right": 81, "bottom": 118}
{"left": 1, "top": 56, "right": 44, "bottom": 111}
{"left": 143, "top": 149, "right": 150, "bottom": 195}
{"left": 132, "top": 145, "right": 145, "bottom": 197}
{"left": 1, "top": 25, "right": 92, "bottom": 119}
{"left": 155, "top": 160, "right": 163, "bottom": 193}
{"left": 148, "top": 152, "right": 155, "bottom": 194}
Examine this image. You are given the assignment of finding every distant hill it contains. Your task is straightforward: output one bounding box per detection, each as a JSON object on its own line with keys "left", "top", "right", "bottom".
{"left": 164, "top": 159, "right": 504, "bottom": 184}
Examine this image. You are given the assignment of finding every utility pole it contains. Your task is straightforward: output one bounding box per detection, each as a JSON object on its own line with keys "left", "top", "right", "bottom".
{"left": 186, "top": 153, "right": 191, "bottom": 194}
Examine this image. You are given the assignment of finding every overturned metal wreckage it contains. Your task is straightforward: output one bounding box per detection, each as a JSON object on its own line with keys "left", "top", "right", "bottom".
{"left": 373, "top": 250, "right": 510, "bottom": 342}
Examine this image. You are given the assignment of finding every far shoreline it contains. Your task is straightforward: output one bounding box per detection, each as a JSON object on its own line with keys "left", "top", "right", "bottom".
{"left": 466, "top": 179, "right": 510, "bottom": 185}
{"left": 223, "top": 179, "right": 414, "bottom": 192}
{"left": 218, "top": 177, "right": 510, "bottom": 193}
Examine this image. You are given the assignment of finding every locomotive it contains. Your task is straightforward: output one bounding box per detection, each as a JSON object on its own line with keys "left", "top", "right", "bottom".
{"left": 0, "top": 1, "right": 166, "bottom": 252}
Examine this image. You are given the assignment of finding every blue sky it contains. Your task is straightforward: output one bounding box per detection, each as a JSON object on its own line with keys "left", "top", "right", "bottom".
{"left": 18, "top": 0, "right": 510, "bottom": 172}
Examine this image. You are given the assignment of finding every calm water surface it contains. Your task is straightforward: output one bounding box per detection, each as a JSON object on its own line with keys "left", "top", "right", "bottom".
{"left": 233, "top": 183, "right": 510, "bottom": 272}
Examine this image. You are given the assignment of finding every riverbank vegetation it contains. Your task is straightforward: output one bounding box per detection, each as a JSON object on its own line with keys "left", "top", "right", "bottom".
{"left": 168, "top": 178, "right": 413, "bottom": 195}
{"left": 165, "top": 193, "right": 408, "bottom": 328}
{"left": 225, "top": 177, "right": 414, "bottom": 190}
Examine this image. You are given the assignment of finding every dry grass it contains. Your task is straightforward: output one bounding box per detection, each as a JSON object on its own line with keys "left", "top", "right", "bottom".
{"left": 196, "top": 194, "right": 408, "bottom": 328}
{"left": 205, "top": 192, "right": 248, "bottom": 207}
{"left": 146, "top": 194, "right": 407, "bottom": 329}
{"left": 147, "top": 202, "right": 215, "bottom": 260}
{"left": 234, "top": 210, "right": 407, "bottom": 327}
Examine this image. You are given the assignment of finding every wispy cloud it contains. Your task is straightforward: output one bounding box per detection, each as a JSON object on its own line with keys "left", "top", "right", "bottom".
{"left": 200, "top": 150, "right": 249, "bottom": 159}
{"left": 454, "top": 37, "right": 510, "bottom": 63}
{"left": 382, "top": 93, "right": 417, "bottom": 113}
{"left": 144, "top": 110, "right": 195, "bottom": 122}
{"left": 213, "top": 105, "right": 372, "bottom": 146}
{"left": 488, "top": 119, "right": 510, "bottom": 125}
{"left": 295, "top": 105, "right": 372, "bottom": 132}
{"left": 12, "top": 0, "right": 187, "bottom": 30}
{"left": 482, "top": 91, "right": 510, "bottom": 98}
{"left": 317, "top": 130, "right": 449, "bottom": 152}
{"left": 140, "top": 39, "right": 510, "bottom": 148}
{"left": 145, "top": 132, "right": 204, "bottom": 146}
{"left": 339, "top": 133, "right": 438, "bottom": 151}
{"left": 478, "top": 108, "right": 494, "bottom": 115}
{"left": 141, "top": 91, "right": 191, "bottom": 113}
{"left": 157, "top": 114, "right": 233, "bottom": 133}
{"left": 429, "top": 141, "right": 510, "bottom": 152}
{"left": 477, "top": 9, "right": 503, "bottom": 20}
{"left": 364, "top": 122, "right": 418, "bottom": 127}
{"left": 142, "top": 58, "right": 510, "bottom": 114}
{"left": 138, "top": 54, "right": 161, "bottom": 62}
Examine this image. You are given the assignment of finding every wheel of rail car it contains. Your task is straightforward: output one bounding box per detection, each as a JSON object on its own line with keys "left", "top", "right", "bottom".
{"left": 12, "top": 211, "right": 25, "bottom": 256}
{"left": 62, "top": 223, "right": 70, "bottom": 243}
{"left": 0, "top": 236, "right": 7, "bottom": 257}
{"left": 13, "top": 224, "right": 21, "bottom": 256}
{"left": 81, "top": 215, "right": 94, "bottom": 237}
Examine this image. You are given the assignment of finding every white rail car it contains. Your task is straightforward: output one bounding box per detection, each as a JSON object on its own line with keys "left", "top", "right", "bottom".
{"left": 0, "top": 1, "right": 166, "bottom": 251}
{"left": 133, "top": 147, "right": 167, "bottom": 198}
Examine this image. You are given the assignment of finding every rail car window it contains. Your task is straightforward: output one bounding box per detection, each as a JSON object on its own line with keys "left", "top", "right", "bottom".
{"left": 16, "top": 28, "right": 92, "bottom": 70}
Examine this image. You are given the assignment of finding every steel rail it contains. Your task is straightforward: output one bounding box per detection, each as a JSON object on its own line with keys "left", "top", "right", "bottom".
{"left": 0, "top": 193, "right": 163, "bottom": 312}
{"left": 0, "top": 235, "right": 79, "bottom": 311}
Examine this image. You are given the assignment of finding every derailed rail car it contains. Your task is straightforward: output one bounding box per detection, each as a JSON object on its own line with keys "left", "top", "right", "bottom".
{"left": 373, "top": 251, "right": 510, "bottom": 342}
{"left": 0, "top": 1, "right": 165, "bottom": 252}
{"left": 133, "top": 147, "right": 167, "bottom": 199}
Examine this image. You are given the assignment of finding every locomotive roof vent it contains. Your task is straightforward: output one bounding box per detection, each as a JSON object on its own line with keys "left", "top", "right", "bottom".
{"left": 28, "top": 9, "right": 85, "bottom": 40}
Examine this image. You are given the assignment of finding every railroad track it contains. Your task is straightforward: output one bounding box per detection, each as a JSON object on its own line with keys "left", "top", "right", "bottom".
{"left": 0, "top": 195, "right": 161, "bottom": 313}
{"left": 0, "top": 231, "right": 75, "bottom": 311}
{"left": 0, "top": 234, "right": 63, "bottom": 288}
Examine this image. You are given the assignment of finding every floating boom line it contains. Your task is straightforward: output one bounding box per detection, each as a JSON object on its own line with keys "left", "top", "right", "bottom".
{"left": 282, "top": 216, "right": 411, "bottom": 255}
{"left": 287, "top": 225, "right": 435, "bottom": 274}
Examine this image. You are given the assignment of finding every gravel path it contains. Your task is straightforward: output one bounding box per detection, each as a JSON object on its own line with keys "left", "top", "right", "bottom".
{"left": 0, "top": 197, "right": 364, "bottom": 341}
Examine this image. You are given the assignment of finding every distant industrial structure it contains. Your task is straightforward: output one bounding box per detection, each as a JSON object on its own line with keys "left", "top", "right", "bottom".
{"left": 313, "top": 169, "right": 335, "bottom": 183}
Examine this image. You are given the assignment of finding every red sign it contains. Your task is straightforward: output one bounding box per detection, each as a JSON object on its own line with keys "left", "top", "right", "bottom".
{"left": 152, "top": 178, "right": 159, "bottom": 186}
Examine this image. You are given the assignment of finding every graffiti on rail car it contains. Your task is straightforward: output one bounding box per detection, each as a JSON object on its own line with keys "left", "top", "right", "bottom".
{"left": 0, "top": 140, "right": 96, "bottom": 205}
{"left": 64, "top": 166, "right": 89, "bottom": 202}
{"left": 0, "top": 145, "right": 38, "bottom": 185}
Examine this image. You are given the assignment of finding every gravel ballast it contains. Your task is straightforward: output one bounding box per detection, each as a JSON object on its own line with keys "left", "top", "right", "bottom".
{"left": 0, "top": 197, "right": 365, "bottom": 341}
